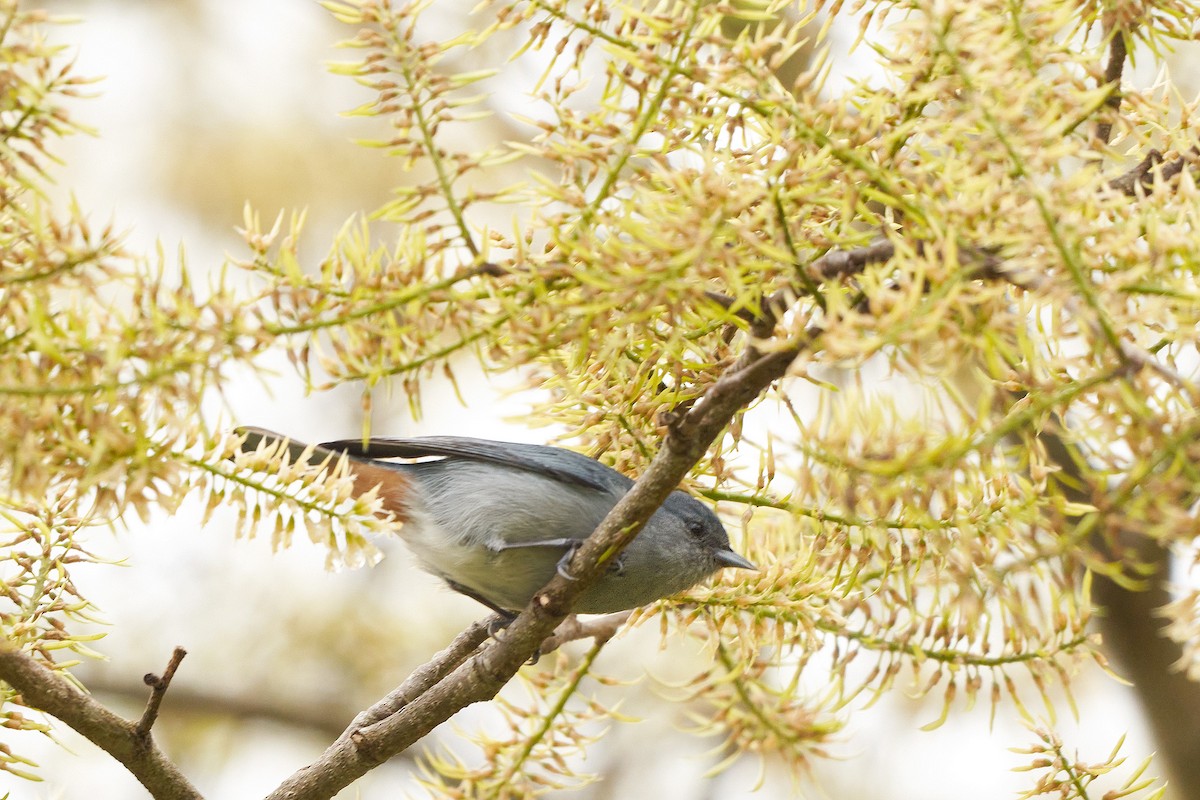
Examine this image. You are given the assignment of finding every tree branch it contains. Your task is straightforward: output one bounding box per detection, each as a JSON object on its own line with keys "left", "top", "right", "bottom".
{"left": 265, "top": 342, "right": 804, "bottom": 800}
{"left": 1037, "top": 427, "right": 1200, "bottom": 798}
{"left": 1095, "top": 28, "right": 1127, "bottom": 145}
{"left": 806, "top": 144, "right": 1200, "bottom": 290}
{"left": 350, "top": 617, "right": 493, "bottom": 729}
{"left": 1107, "top": 146, "right": 1199, "bottom": 197}
{"left": 0, "top": 644, "right": 203, "bottom": 800}
{"left": 812, "top": 237, "right": 896, "bottom": 280}
{"left": 538, "top": 611, "right": 632, "bottom": 655}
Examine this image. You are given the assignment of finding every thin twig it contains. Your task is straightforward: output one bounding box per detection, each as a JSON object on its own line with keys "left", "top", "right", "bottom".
{"left": 1096, "top": 28, "right": 1127, "bottom": 145}
{"left": 538, "top": 611, "right": 632, "bottom": 655}
{"left": 806, "top": 141, "right": 1198, "bottom": 286}
{"left": 135, "top": 646, "right": 187, "bottom": 738}
{"left": 79, "top": 675, "right": 367, "bottom": 738}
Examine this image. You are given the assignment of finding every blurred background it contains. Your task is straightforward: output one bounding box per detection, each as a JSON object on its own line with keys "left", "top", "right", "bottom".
{"left": 5, "top": 1, "right": 1197, "bottom": 798}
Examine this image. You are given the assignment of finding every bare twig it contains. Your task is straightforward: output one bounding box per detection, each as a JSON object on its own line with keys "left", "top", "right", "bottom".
{"left": 135, "top": 646, "right": 187, "bottom": 737}
{"left": 82, "top": 676, "right": 366, "bottom": 739}
{"left": 0, "top": 644, "right": 203, "bottom": 800}
{"left": 539, "top": 611, "right": 632, "bottom": 655}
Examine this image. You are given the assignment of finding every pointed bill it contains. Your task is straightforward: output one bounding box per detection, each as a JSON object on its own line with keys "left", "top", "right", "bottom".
{"left": 713, "top": 548, "right": 757, "bottom": 570}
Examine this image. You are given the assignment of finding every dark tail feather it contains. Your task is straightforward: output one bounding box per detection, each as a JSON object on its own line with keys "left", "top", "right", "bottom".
{"left": 234, "top": 426, "right": 334, "bottom": 466}
{"left": 233, "top": 426, "right": 415, "bottom": 522}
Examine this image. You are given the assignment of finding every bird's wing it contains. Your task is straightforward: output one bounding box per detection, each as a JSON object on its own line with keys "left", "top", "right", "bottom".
{"left": 318, "top": 436, "right": 631, "bottom": 494}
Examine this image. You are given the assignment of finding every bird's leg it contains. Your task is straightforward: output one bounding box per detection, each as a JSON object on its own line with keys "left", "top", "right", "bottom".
{"left": 444, "top": 579, "right": 517, "bottom": 635}
{"left": 444, "top": 579, "right": 546, "bottom": 663}
{"left": 492, "top": 538, "right": 624, "bottom": 580}
{"left": 555, "top": 542, "right": 580, "bottom": 580}
{"left": 491, "top": 537, "right": 581, "bottom": 579}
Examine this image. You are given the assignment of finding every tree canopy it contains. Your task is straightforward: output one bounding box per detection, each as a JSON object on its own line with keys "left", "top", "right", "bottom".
{"left": 2, "top": 0, "right": 1200, "bottom": 797}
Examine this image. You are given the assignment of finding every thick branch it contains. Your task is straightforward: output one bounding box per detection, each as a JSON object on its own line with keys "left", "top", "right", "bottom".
{"left": 1038, "top": 429, "right": 1200, "bottom": 798}
{"left": 1091, "top": 538, "right": 1200, "bottom": 796}
{"left": 0, "top": 645, "right": 202, "bottom": 800}
{"left": 266, "top": 344, "right": 802, "bottom": 800}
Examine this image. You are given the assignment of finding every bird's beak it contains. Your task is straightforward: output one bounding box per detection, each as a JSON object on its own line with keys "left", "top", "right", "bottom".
{"left": 714, "top": 548, "right": 757, "bottom": 571}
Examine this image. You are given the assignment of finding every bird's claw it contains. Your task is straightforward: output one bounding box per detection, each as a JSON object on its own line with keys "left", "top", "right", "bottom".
{"left": 487, "top": 612, "right": 517, "bottom": 638}
{"left": 556, "top": 544, "right": 625, "bottom": 580}
{"left": 555, "top": 541, "right": 582, "bottom": 580}
{"left": 484, "top": 613, "right": 543, "bottom": 663}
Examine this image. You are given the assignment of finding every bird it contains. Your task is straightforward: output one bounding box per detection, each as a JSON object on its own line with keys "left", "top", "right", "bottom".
{"left": 235, "top": 427, "right": 756, "bottom": 617}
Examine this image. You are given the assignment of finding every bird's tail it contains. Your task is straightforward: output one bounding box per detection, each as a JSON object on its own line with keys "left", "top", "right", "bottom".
{"left": 233, "top": 426, "right": 415, "bottom": 521}
{"left": 235, "top": 426, "right": 334, "bottom": 465}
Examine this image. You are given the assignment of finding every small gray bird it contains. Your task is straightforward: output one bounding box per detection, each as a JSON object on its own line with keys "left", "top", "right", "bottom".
{"left": 236, "top": 428, "right": 755, "bottom": 616}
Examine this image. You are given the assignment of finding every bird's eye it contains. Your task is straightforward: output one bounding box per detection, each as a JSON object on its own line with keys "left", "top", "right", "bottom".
{"left": 686, "top": 519, "right": 705, "bottom": 537}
